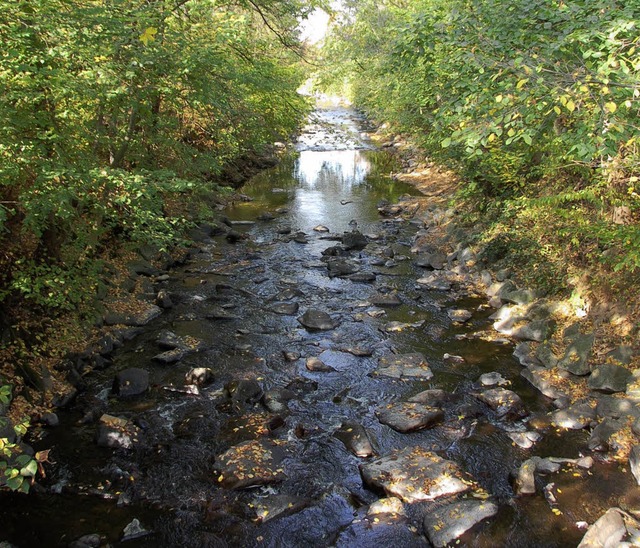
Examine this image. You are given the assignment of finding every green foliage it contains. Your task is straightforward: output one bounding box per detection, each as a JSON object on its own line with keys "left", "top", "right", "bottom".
{"left": 0, "top": 386, "right": 38, "bottom": 494}
{"left": 319, "top": 0, "right": 640, "bottom": 288}
{"left": 0, "top": 0, "right": 315, "bottom": 311}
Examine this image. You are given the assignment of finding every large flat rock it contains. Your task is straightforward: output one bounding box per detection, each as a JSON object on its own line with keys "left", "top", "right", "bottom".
{"left": 215, "top": 439, "right": 287, "bottom": 489}
{"left": 423, "top": 499, "right": 499, "bottom": 547}
{"left": 376, "top": 402, "right": 444, "bottom": 433}
{"left": 360, "top": 446, "right": 471, "bottom": 503}
{"left": 372, "top": 353, "right": 434, "bottom": 381}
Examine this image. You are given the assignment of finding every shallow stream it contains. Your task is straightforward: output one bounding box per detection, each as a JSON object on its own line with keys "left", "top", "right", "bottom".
{"left": 1, "top": 108, "right": 635, "bottom": 547}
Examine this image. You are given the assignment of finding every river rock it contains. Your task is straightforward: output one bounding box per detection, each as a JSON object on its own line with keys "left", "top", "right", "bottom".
{"left": 334, "top": 421, "right": 375, "bottom": 457}
{"left": 157, "top": 330, "right": 185, "bottom": 349}
{"left": 515, "top": 456, "right": 561, "bottom": 495}
{"left": 112, "top": 368, "right": 149, "bottom": 397}
{"left": 408, "top": 389, "right": 451, "bottom": 406}
{"left": 423, "top": 500, "right": 499, "bottom": 547}
{"left": 375, "top": 402, "right": 444, "bottom": 433}
{"left": 277, "top": 287, "right": 304, "bottom": 300}
{"left": 629, "top": 446, "right": 640, "bottom": 486}
{"left": 360, "top": 446, "right": 471, "bottom": 503}
{"left": 68, "top": 534, "right": 102, "bottom": 548}
{"left": 372, "top": 353, "right": 434, "bottom": 380}
{"left": 313, "top": 225, "right": 330, "bottom": 232}
{"left": 326, "top": 258, "right": 359, "bottom": 278}
{"left": 347, "top": 271, "right": 376, "bottom": 283}
{"left": 521, "top": 366, "right": 568, "bottom": 400}
{"left": 536, "top": 342, "right": 560, "bottom": 368}
{"left": 588, "top": 363, "right": 632, "bottom": 393}
{"left": 558, "top": 332, "right": 594, "bottom": 375}
{"left": 342, "top": 231, "right": 368, "bottom": 250}
{"left": 588, "top": 418, "right": 626, "bottom": 452}
{"left": 448, "top": 309, "right": 473, "bottom": 323}
{"left": 306, "top": 356, "right": 335, "bottom": 372}
{"left": 508, "top": 431, "right": 541, "bottom": 449}
{"left": 513, "top": 342, "right": 542, "bottom": 368}
{"left": 511, "top": 320, "right": 553, "bottom": 342}
{"left": 298, "top": 309, "right": 339, "bottom": 330}
{"left": 479, "top": 372, "right": 509, "bottom": 387}
{"left": 262, "top": 388, "right": 295, "bottom": 414}
{"left": 383, "top": 320, "right": 425, "bottom": 333}
{"left": 252, "top": 493, "right": 308, "bottom": 523}
{"left": 283, "top": 350, "right": 301, "bottom": 362}
{"left": 122, "top": 518, "right": 150, "bottom": 541}
{"left": 104, "top": 303, "right": 162, "bottom": 327}
{"left": 270, "top": 302, "right": 300, "bottom": 315}
{"left": 501, "top": 289, "right": 539, "bottom": 305}
{"left": 369, "top": 293, "right": 402, "bottom": 307}
{"left": 293, "top": 232, "right": 308, "bottom": 244}
{"left": 225, "top": 380, "right": 263, "bottom": 405}
{"left": 215, "top": 439, "right": 287, "bottom": 489}
{"left": 96, "top": 414, "right": 140, "bottom": 450}
{"left": 596, "top": 395, "right": 640, "bottom": 420}
{"left": 417, "top": 274, "right": 452, "bottom": 291}
{"left": 472, "top": 388, "right": 527, "bottom": 420}
{"left": 415, "top": 252, "right": 447, "bottom": 270}
{"left": 153, "top": 348, "right": 186, "bottom": 364}
{"left": 551, "top": 402, "right": 596, "bottom": 429}
{"left": 577, "top": 508, "right": 627, "bottom": 548}
{"left": 339, "top": 345, "right": 374, "bottom": 357}
{"left": 321, "top": 245, "right": 348, "bottom": 257}
{"left": 185, "top": 367, "right": 214, "bottom": 386}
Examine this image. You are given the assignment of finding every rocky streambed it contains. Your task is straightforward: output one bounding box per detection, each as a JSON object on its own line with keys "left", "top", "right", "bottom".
{"left": 1, "top": 108, "right": 640, "bottom": 547}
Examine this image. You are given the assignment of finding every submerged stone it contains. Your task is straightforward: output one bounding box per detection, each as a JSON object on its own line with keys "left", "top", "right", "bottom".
{"left": 306, "top": 356, "right": 335, "bottom": 372}
{"left": 472, "top": 388, "right": 527, "bottom": 420}
{"left": 270, "top": 302, "right": 300, "bottom": 315}
{"left": 360, "top": 446, "right": 471, "bottom": 503}
{"left": 372, "top": 353, "right": 434, "bottom": 380}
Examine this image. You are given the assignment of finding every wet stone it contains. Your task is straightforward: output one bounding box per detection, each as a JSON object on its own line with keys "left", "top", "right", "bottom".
{"left": 252, "top": 493, "right": 308, "bottom": 523}
{"left": 153, "top": 348, "right": 186, "bottom": 364}
{"left": 68, "top": 534, "right": 102, "bottom": 548}
{"left": 96, "top": 414, "right": 140, "bottom": 450}
{"left": 327, "top": 258, "right": 359, "bottom": 278}
{"left": 342, "top": 230, "right": 368, "bottom": 250}
{"left": 479, "top": 372, "right": 509, "bottom": 387}
{"left": 298, "top": 308, "right": 339, "bottom": 331}
{"left": 270, "top": 302, "right": 300, "bottom": 315}
{"left": 321, "top": 245, "right": 348, "bottom": 257}
{"left": 306, "top": 356, "right": 336, "bottom": 372}
{"left": 122, "top": 519, "right": 151, "bottom": 541}
{"left": 313, "top": 224, "right": 330, "bottom": 232}
{"left": 262, "top": 388, "right": 295, "bottom": 414}
{"left": 416, "top": 274, "right": 452, "bottom": 291}
{"left": 346, "top": 271, "right": 376, "bottom": 283}
{"left": 293, "top": 232, "right": 309, "bottom": 244}
{"left": 104, "top": 303, "right": 162, "bottom": 327}
{"left": 472, "top": 388, "right": 527, "bottom": 420}
{"left": 375, "top": 402, "right": 444, "bottom": 433}
{"left": 423, "top": 500, "right": 499, "bottom": 548}
{"left": 407, "top": 389, "right": 451, "bottom": 406}
{"left": 283, "top": 350, "right": 301, "bottom": 362}
{"left": 334, "top": 421, "right": 375, "bottom": 458}
{"left": 112, "top": 368, "right": 149, "bottom": 397}
{"left": 588, "top": 418, "right": 626, "bottom": 452}
{"left": 215, "top": 439, "right": 287, "bottom": 489}
{"left": 372, "top": 353, "right": 434, "bottom": 381}
{"left": 382, "top": 320, "right": 425, "bottom": 333}
{"left": 206, "top": 307, "right": 240, "bottom": 321}
{"left": 369, "top": 293, "right": 402, "bottom": 307}
{"left": 508, "top": 431, "right": 542, "bottom": 449}
{"left": 521, "top": 366, "right": 568, "bottom": 400}
{"left": 448, "top": 309, "right": 473, "bottom": 323}
{"left": 226, "top": 379, "right": 264, "bottom": 405}
{"left": 630, "top": 446, "right": 640, "bottom": 486}
{"left": 415, "top": 252, "right": 447, "bottom": 270}
{"left": 339, "top": 345, "right": 374, "bottom": 357}
{"left": 185, "top": 367, "right": 214, "bottom": 386}
{"left": 360, "top": 446, "right": 471, "bottom": 503}
{"left": 551, "top": 402, "right": 596, "bottom": 430}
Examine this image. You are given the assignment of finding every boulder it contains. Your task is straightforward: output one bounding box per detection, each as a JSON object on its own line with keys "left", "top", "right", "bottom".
{"left": 551, "top": 402, "right": 596, "bottom": 429}
{"left": 342, "top": 231, "right": 368, "bottom": 250}
{"left": 558, "top": 333, "right": 594, "bottom": 376}
{"left": 577, "top": 508, "right": 627, "bottom": 548}
{"left": 360, "top": 446, "right": 471, "bottom": 503}
{"left": 326, "top": 259, "right": 359, "bottom": 278}
{"left": 423, "top": 500, "right": 499, "bottom": 547}
{"left": 226, "top": 379, "right": 263, "bottom": 405}
{"left": 375, "top": 402, "right": 444, "bottom": 433}
{"left": 112, "top": 368, "right": 149, "bottom": 397}
{"left": 588, "top": 363, "right": 632, "bottom": 393}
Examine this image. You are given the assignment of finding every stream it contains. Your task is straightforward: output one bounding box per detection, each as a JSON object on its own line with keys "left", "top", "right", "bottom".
{"left": 1, "top": 108, "right": 635, "bottom": 547}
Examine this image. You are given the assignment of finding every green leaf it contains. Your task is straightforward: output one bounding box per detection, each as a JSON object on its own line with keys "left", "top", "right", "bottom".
{"left": 20, "top": 460, "right": 38, "bottom": 477}
{"left": 441, "top": 138, "right": 452, "bottom": 148}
